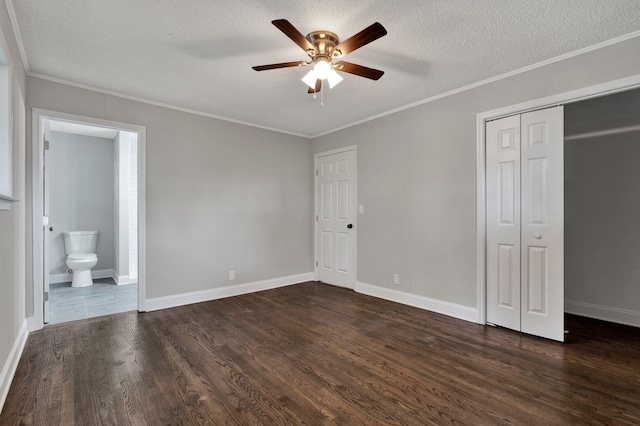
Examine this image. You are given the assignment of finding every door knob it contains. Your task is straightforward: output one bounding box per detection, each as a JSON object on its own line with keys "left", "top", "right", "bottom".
{"left": 534, "top": 233, "right": 541, "bottom": 239}
{"left": 347, "top": 224, "right": 353, "bottom": 229}
{"left": 49, "top": 227, "right": 53, "bottom": 232}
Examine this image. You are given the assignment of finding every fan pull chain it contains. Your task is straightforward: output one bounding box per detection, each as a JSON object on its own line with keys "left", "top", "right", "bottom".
{"left": 321, "top": 87, "right": 324, "bottom": 107}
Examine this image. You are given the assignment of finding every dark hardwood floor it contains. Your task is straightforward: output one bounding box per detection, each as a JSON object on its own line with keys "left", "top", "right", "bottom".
{"left": 2, "top": 282, "right": 640, "bottom": 425}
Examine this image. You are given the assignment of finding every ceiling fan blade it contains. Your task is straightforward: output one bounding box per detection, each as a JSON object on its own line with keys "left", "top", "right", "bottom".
{"left": 272, "top": 19, "right": 315, "bottom": 54}
{"left": 332, "top": 22, "right": 387, "bottom": 57}
{"left": 252, "top": 61, "right": 307, "bottom": 71}
{"left": 334, "top": 61, "right": 384, "bottom": 80}
{"left": 307, "top": 79, "right": 322, "bottom": 94}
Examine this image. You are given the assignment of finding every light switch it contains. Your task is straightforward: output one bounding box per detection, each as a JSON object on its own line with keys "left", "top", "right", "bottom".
{"left": 359, "top": 204, "right": 364, "bottom": 214}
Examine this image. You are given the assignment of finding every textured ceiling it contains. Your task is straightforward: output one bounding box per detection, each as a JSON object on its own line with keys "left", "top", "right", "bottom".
{"left": 9, "top": 0, "right": 640, "bottom": 137}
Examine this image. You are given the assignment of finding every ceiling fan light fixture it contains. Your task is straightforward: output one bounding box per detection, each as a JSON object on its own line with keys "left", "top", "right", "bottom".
{"left": 327, "top": 69, "right": 343, "bottom": 89}
{"left": 313, "top": 59, "right": 332, "bottom": 80}
{"left": 253, "top": 19, "right": 387, "bottom": 94}
{"left": 301, "top": 69, "right": 318, "bottom": 89}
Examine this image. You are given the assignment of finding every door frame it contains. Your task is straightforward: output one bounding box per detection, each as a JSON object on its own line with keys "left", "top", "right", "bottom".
{"left": 29, "top": 108, "right": 147, "bottom": 330}
{"left": 476, "top": 75, "right": 640, "bottom": 325}
{"left": 313, "top": 145, "right": 357, "bottom": 289}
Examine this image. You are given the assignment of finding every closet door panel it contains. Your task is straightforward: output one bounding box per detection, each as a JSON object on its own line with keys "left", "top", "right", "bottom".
{"left": 486, "top": 115, "right": 521, "bottom": 331}
{"left": 520, "top": 106, "right": 564, "bottom": 342}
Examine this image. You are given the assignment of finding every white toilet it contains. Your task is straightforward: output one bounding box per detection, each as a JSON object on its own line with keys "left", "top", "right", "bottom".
{"left": 63, "top": 231, "right": 99, "bottom": 288}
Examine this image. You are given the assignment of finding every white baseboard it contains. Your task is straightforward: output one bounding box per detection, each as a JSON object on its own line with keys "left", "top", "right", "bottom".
{"left": 49, "top": 268, "right": 115, "bottom": 284}
{"left": 49, "top": 272, "right": 72, "bottom": 284}
{"left": 144, "top": 272, "right": 314, "bottom": 312}
{"left": 26, "top": 315, "right": 41, "bottom": 332}
{"left": 565, "top": 300, "right": 640, "bottom": 328}
{"left": 113, "top": 273, "right": 136, "bottom": 285}
{"left": 0, "top": 320, "right": 28, "bottom": 413}
{"left": 356, "top": 281, "right": 479, "bottom": 323}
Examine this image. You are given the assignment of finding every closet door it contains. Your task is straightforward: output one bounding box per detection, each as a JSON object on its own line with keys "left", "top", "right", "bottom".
{"left": 520, "top": 107, "right": 564, "bottom": 341}
{"left": 486, "top": 106, "right": 564, "bottom": 342}
{"left": 486, "top": 115, "right": 522, "bottom": 331}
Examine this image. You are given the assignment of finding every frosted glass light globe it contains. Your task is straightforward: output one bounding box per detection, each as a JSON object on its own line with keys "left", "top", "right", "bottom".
{"left": 313, "top": 60, "right": 332, "bottom": 80}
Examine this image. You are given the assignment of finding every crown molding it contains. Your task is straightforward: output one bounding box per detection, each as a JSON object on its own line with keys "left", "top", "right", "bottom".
{"left": 311, "top": 30, "right": 640, "bottom": 138}
{"left": 4, "top": 0, "right": 29, "bottom": 73}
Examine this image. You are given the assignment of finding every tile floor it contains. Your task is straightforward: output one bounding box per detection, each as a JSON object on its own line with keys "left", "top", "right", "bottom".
{"left": 49, "top": 277, "right": 138, "bottom": 324}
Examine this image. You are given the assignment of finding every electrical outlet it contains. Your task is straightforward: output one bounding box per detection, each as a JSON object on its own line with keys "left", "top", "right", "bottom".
{"left": 229, "top": 270, "right": 235, "bottom": 280}
{"left": 393, "top": 274, "right": 400, "bottom": 285}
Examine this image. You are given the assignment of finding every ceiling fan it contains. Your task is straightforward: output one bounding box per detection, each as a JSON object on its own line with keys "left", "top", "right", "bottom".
{"left": 252, "top": 19, "right": 387, "bottom": 93}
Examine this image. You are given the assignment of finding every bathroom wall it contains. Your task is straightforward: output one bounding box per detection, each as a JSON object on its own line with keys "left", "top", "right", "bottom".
{"left": 48, "top": 131, "right": 116, "bottom": 280}
{"left": 564, "top": 88, "right": 640, "bottom": 325}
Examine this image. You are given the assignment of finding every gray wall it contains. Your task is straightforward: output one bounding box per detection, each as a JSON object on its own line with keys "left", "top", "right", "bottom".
{"left": 19, "top": 20, "right": 640, "bottom": 318}
{"left": 312, "top": 37, "right": 640, "bottom": 309}
{"left": 48, "top": 131, "right": 116, "bottom": 276}
{"left": 565, "top": 89, "right": 640, "bottom": 313}
{"left": 26, "top": 78, "right": 313, "bottom": 303}
{"left": 0, "top": 0, "right": 27, "bottom": 401}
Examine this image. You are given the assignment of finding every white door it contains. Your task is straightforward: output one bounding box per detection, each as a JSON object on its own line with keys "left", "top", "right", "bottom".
{"left": 486, "top": 106, "right": 564, "bottom": 341}
{"left": 486, "top": 115, "right": 522, "bottom": 331}
{"left": 316, "top": 149, "right": 356, "bottom": 288}
{"left": 520, "top": 107, "right": 564, "bottom": 341}
{"left": 43, "top": 120, "right": 51, "bottom": 323}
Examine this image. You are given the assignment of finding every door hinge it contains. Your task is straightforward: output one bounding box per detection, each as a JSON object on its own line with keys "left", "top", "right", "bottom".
{"left": 315, "top": 261, "right": 318, "bottom": 267}
{"left": 44, "top": 292, "right": 49, "bottom": 302}
{"left": 315, "top": 169, "right": 318, "bottom": 176}
{"left": 316, "top": 215, "right": 318, "bottom": 222}
{"left": 44, "top": 140, "right": 50, "bottom": 150}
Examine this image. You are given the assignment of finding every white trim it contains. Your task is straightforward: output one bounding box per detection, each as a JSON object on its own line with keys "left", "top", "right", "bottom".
{"left": 49, "top": 268, "right": 116, "bottom": 284}
{"left": 311, "top": 31, "right": 640, "bottom": 138}
{"left": 144, "top": 273, "right": 313, "bottom": 312}
{"left": 114, "top": 273, "right": 136, "bottom": 285}
{"left": 30, "top": 110, "right": 44, "bottom": 330}
{"left": 0, "top": 319, "right": 28, "bottom": 412}
{"left": 26, "top": 316, "right": 39, "bottom": 332}
{"left": 0, "top": 193, "right": 17, "bottom": 210}
{"left": 3, "top": 0, "right": 29, "bottom": 73}
{"left": 565, "top": 300, "right": 640, "bottom": 328}
{"left": 476, "top": 74, "right": 640, "bottom": 325}
{"left": 31, "top": 109, "right": 147, "bottom": 329}
{"left": 313, "top": 146, "right": 357, "bottom": 289}
{"left": 137, "top": 125, "right": 147, "bottom": 311}
{"left": 0, "top": 22, "right": 14, "bottom": 204}
{"left": 27, "top": 73, "right": 310, "bottom": 139}
{"left": 356, "top": 281, "right": 478, "bottom": 323}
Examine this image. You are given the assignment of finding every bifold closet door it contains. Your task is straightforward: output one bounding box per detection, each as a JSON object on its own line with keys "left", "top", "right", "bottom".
{"left": 486, "top": 106, "right": 564, "bottom": 342}
{"left": 486, "top": 115, "right": 522, "bottom": 332}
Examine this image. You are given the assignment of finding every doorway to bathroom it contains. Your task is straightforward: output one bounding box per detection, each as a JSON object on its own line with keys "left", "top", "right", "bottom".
{"left": 32, "top": 109, "right": 146, "bottom": 327}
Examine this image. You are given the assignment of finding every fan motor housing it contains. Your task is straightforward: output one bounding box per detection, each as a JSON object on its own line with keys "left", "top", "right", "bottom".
{"left": 306, "top": 31, "right": 339, "bottom": 57}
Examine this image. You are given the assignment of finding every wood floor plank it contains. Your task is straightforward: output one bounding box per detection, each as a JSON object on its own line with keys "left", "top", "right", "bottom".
{"left": 2, "top": 281, "right": 640, "bottom": 425}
